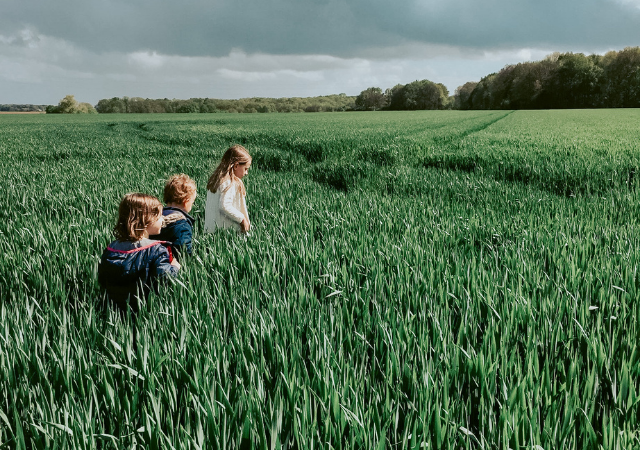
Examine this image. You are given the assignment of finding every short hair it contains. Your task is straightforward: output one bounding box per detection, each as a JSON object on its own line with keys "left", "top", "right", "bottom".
{"left": 114, "top": 193, "right": 163, "bottom": 241}
{"left": 163, "top": 174, "right": 197, "bottom": 204}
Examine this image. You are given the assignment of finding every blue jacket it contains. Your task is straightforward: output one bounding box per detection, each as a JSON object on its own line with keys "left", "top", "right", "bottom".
{"left": 150, "top": 206, "right": 194, "bottom": 261}
{"left": 98, "top": 238, "right": 178, "bottom": 314}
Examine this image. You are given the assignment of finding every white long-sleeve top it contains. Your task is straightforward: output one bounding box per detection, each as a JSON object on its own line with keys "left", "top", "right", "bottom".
{"left": 204, "top": 178, "right": 248, "bottom": 233}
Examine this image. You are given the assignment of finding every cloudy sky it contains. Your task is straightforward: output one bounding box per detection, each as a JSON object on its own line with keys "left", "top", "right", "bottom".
{"left": 1, "top": 0, "right": 640, "bottom": 105}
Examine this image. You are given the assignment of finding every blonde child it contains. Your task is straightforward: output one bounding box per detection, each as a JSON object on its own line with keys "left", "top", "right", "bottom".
{"left": 99, "top": 193, "right": 180, "bottom": 314}
{"left": 204, "top": 145, "right": 251, "bottom": 234}
{"left": 150, "top": 174, "right": 197, "bottom": 261}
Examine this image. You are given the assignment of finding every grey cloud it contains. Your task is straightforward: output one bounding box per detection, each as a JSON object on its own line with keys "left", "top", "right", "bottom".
{"left": 348, "top": 0, "right": 640, "bottom": 50}
{"left": 3, "top": 0, "right": 639, "bottom": 58}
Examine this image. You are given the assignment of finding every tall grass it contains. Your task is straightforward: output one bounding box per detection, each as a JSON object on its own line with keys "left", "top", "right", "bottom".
{"left": 1, "top": 110, "right": 639, "bottom": 448}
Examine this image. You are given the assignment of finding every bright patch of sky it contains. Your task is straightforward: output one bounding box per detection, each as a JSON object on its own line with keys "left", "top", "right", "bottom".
{"left": 614, "top": 0, "right": 640, "bottom": 8}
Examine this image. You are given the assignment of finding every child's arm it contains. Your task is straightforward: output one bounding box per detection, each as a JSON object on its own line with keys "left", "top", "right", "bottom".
{"left": 240, "top": 217, "right": 250, "bottom": 233}
{"left": 219, "top": 182, "right": 246, "bottom": 224}
{"left": 151, "top": 245, "right": 180, "bottom": 278}
{"left": 242, "top": 195, "right": 250, "bottom": 232}
{"left": 172, "top": 221, "right": 193, "bottom": 258}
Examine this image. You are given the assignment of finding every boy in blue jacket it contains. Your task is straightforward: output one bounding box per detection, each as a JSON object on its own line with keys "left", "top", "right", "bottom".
{"left": 150, "top": 174, "right": 197, "bottom": 262}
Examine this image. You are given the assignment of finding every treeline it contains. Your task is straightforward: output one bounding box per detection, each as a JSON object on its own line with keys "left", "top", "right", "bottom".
{"left": 455, "top": 47, "right": 640, "bottom": 109}
{"left": 355, "top": 80, "right": 452, "bottom": 111}
{"left": 38, "top": 46, "right": 640, "bottom": 114}
{"left": 94, "top": 94, "right": 356, "bottom": 114}
{"left": 0, "top": 104, "right": 47, "bottom": 112}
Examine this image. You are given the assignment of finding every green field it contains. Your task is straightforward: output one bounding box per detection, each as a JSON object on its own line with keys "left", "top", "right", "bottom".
{"left": 2, "top": 110, "right": 640, "bottom": 449}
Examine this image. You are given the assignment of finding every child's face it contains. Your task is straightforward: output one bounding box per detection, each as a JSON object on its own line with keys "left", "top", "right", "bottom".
{"left": 147, "top": 214, "right": 163, "bottom": 236}
{"left": 233, "top": 161, "right": 251, "bottom": 179}
{"left": 183, "top": 191, "right": 197, "bottom": 213}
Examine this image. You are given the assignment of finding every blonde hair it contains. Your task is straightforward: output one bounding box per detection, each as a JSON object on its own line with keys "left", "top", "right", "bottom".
{"left": 113, "top": 193, "right": 163, "bottom": 241}
{"left": 164, "top": 173, "right": 197, "bottom": 204}
{"left": 207, "top": 145, "right": 251, "bottom": 195}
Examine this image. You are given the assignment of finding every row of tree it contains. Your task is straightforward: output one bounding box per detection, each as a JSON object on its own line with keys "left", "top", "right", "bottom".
{"left": 455, "top": 47, "right": 640, "bottom": 109}
{"left": 93, "top": 94, "right": 356, "bottom": 114}
{"left": 44, "top": 46, "right": 640, "bottom": 114}
{"left": 0, "top": 104, "right": 47, "bottom": 112}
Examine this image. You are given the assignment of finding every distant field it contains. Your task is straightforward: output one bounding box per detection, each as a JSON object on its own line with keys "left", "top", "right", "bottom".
{"left": 0, "top": 111, "right": 45, "bottom": 114}
{"left": 1, "top": 110, "right": 640, "bottom": 448}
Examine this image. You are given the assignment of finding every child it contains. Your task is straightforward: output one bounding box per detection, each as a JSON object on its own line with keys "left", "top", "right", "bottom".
{"left": 205, "top": 144, "right": 251, "bottom": 234}
{"left": 150, "top": 174, "right": 197, "bottom": 261}
{"left": 99, "top": 193, "right": 181, "bottom": 315}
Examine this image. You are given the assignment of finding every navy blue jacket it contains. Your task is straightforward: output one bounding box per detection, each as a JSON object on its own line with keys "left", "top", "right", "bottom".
{"left": 150, "top": 206, "right": 194, "bottom": 262}
{"left": 98, "top": 239, "right": 178, "bottom": 314}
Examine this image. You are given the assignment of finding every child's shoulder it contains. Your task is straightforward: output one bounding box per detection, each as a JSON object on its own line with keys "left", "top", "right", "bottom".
{"left": 101, "top": 239, "right": 171, "bottom": 274}
{"left": 106, "top": 238, "right": 166, "bottom": 253}
{"left": 137, "top": 239, "right": 173, "bottom": 262}
{"left": 223, "top": 177, "right": 245, "bottom": 193}
{"left": 163, "top": 210, "right": 186, "bottom": 224}
{"left": 163, "top": 206, "right": 194, "bottom": 226}
{"left": 219, "top": 177, "right": 233, "bottom": 190}
{"left": 105, "top": 239, "right": 136, "bottom": 252}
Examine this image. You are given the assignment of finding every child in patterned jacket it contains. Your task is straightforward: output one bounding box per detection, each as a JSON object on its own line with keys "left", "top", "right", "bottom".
{"left": 150, "top": 174, "right": 197, "bottom": 261}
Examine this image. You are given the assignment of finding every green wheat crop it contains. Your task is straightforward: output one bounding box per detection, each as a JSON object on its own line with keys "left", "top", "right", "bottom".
{"left": 1, "top": 110, "right": 640, "bottom": 449}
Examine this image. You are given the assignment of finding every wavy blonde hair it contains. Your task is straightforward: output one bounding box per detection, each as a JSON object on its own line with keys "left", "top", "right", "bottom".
{"left": 207, "top": 145, "right": 251, "bottom": 195}
{"left": 113, "top": 193, "right": 163, "bottom": 241}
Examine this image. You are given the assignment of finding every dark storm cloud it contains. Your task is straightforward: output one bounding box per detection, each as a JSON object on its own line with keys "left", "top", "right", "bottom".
{"left": 3, "top": 0, "right": 640, "bottom": 57}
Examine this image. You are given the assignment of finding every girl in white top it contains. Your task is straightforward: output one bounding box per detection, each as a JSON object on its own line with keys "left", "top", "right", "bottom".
{"left": 204, "top": 144, "right": 252, "bottom": 234}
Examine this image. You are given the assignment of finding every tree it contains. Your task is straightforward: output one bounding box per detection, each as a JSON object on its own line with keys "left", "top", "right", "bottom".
{"left": 96, "top": 98, "right": 123, "bottom": 113}
{"left": 386, "top": 84, "right": 405, "bottom": 110}
{"left": 454, "top": 81, "right": 478, "bottom": 110}
{"left": 58, "top": 94, "right": 78, "bottom": 113}
{"left": 435, "top": 83, "right": 451, "bottom": 109}
{"left": 510, "top": 60, "right": 556, "bottom": 109}
{"left": 46, "top": 95, "right": 96, "bottom": 114}
{"left": 551, "top": 53, "right": 604, "bottom": 108}
{"left": 401, "top": 80, "right": 446, "bottom": 110}
{"left": 77, "top": 102, "right": 97, "bottom": 114}
{"left": 355, "top": 87, "right": 385, "bottom": 111}
{"left": 467, "top": 74, "right": 496, "bottom": 109}
{"left": 602, "top": 47, "right": 640, "bottom": 107}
